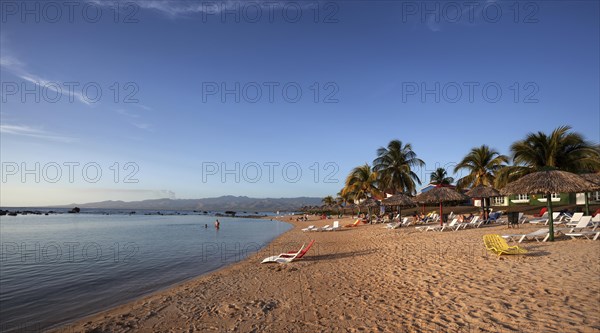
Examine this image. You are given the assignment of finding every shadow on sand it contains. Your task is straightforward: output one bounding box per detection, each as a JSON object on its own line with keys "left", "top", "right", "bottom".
{"left": 303, "top": 249, "right": 377, "bottom": 261}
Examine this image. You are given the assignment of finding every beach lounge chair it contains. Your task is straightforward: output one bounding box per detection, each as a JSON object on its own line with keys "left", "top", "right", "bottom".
{"left": 591, "top": 215, "right": 600, "bottom": 229}
{"left": 517, "top": 213, "right": 528, "bottom": 224}
{"left": 504, "top": 217, "right": 591, "bottom": 242}
{"left": 386, "top": 217, "right": 408, "bottom": 229}
{"left": 565, "top": 212, "right": 584, "bottom": 227}
{"left": 344, "top": 219, "right": 362, "bottom": 227}
{"left": 261, "top": 240, "right": 315, "bottom": 263}
{"left": 462, "top": 216, "right": 482, "bottom": 228}
{"left": 424, "top": 218, "right": 458, "bottom": 232}
{"left": 533, "top": 207, "right": 547, "bottom": 217}
{"left": 317, "top": 225, "right": 330, "bottom": 231}
{"left": 502, "top": 228, "right": 552, "bottom": 243}
{"left": 560, "top": 216, "right": 592, "bottom": 232}
{"left": 302, "top": 225, "right": 316, "bottom": 232}
{"left": 262, "top": 242, "right": 305, "bottom": 263}
{"left": 483, "top": 234, "right": 528, "bottom": 256}
{"left": 565, "top": 230, "right": 600, "bottom": 240}
{"left": 528, "top": 212, "right": 549, "bottom": 224}
{"left": 483, "top": 212, "right": 501, "bottom": 224}
{"left": 325, "top": 221, "right": 340, "bottom": 231}
{"left": 385, "top": 221, "right": 401, "bottom": 229}
{"left": 529, "top": 212, "right": 560, "bottom": 225}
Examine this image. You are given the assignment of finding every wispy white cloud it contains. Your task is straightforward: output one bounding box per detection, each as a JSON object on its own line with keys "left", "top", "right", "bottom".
{"left": 135, "top": 104, "right": 153, "bottom": 111}
{"left": 132, "top": 122, "right": 153, "bottom": 131}
{"left": 0, "top": 124, "right": 77, "bottom": 143}
{"left": 0, "top": 56, "right": 91, "bottom": 105}
{"left": 89, "top": 0, "right": 304, "bottom": 17}
{"left": 116, "top": 109, "right": 141, "bottom": 118}
{"left": 115, "top": 108, "right": 153, "bottom": 131}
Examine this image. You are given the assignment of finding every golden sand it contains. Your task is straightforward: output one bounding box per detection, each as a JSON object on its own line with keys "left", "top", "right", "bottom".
{"left": 55, "top": 216, "right": 599, "bottom": 332}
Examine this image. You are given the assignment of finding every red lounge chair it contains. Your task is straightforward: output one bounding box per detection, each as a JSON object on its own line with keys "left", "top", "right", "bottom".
{"left": 593, "top": 208, "right": 600, "bottom": 217}
{"left": 261, "top": 240, "right": 315, "bottom": 263}
{"left": 533, "top": 207, "right": 547, "bottom": 217}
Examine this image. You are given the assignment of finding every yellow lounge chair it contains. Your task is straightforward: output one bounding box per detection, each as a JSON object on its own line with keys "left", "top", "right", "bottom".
{"left": 344, "top": 219, "right": 362, "bottom": 228}
{"left": 483, "top": 234, "right": 528, "bottom": 256}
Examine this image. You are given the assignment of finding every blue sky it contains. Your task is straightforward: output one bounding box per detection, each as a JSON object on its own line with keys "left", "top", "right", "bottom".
{"left": 1, "top": 0, "right": 599, "bottom": 206}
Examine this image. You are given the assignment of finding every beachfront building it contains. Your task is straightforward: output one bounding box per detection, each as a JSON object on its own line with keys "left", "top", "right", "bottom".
{"left": 489, "top": 191, "right": 600, "bottom": 207}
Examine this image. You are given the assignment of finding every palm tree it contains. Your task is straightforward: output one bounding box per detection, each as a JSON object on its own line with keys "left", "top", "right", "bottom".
{"left": 343, "top": 164, "right": 381, "bottom": 204}
{"left": 430, "top": 167, "right": 454, "bottom": 185}
{"left": 372, "top": 140, "right": 425, "bottom": 195}
{"left": 454, "top": 145, "right": 509, "bottom": 190}
{"left": 337, "top": 189, "right": 355, "bottom": 216}
{"left": 322, "top": 195, "right": 335, "bottom": 206}
{"left": 496, "top": 126, "right": 600, "bottom": 186}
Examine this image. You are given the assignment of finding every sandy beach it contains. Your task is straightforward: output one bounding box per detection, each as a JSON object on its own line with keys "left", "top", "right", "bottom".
{"left": 54, "top": 216, "right": 599, "bottom": 333}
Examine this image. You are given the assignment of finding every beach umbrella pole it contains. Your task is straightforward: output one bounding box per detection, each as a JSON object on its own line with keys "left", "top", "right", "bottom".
{"left": 480, "top": 199, "right": 485, "bottom": 220}
{"left": 584, "top": 192, "right": 590, "bottom": 216}
{"left": 547, "top": 193, "right": 554, "bottom": 242}
{"left": 439, "top": 201, "right": 443, "bottom": 225}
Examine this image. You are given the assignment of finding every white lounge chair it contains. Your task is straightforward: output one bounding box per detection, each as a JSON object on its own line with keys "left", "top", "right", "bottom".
{"left": 565, "top": 230, "right": 600, "bottom": 240}
{"left": 262, "top": 243, "right": 305, "bottom": 263}
{"left": 518, "top": 213, "right": 528, "bottom": 224}
{"left": 317, "top": 225, "right": 330, "bottom": 231}
{"left": 528, "top": 212, "right": 549, "bottom": 224}
{"left": 463, "top": 216, "right": 482, "bottom": 228}
{"left": 558, "top": 216, "right": 592, "bottom": 233}
{"left": 565, "top": 212, "right": 584, "bottom": 227}
{"left": 386, "top": 217, "right": 409, "bottom": 229}
{"left": 301, "top": 225, "right": 316, "bottom": 232}
{"left": 425, "top": 218, "right": 458, "bottom": 232}
{"left": 385, "top": 221, "right": 400, "bottom": 229}
{"left": 261, "top": 240, "right": 315, "bottom": 264}
{"left": 401, "top": 217, "right": 412, "bottom": 227}
{"left": 325, "top": 221, "right": 340, "bottom": 231}
{"left": 591, "top": 215, "right": 600, "bottom": 230}
{"left": 502, "top": 228, "right": 552, "bottom": 243}
{"left": 529, "top": 212, "right": 560, "bottom": 225}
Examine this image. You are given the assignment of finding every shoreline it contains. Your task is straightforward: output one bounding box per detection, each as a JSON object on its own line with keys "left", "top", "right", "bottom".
{"left": 43, "top": 216, "right": 295, "bottom": 332}
{"left": 53, "top": 215, "right": 599, "bottom": 332}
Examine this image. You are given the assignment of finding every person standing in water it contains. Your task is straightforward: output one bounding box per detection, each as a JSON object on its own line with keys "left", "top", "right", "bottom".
{"left": 214, "top": 219, "right": 220, "bottom": 229}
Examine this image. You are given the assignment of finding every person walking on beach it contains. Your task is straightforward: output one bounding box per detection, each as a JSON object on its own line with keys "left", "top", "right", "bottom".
{"left": 214, "top": 219, "right": 220, "bottom": 229}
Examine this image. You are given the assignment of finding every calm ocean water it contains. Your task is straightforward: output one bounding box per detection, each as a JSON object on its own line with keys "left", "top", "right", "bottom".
{"left": 0, "top": 214, "right": 292, "bottom": 332}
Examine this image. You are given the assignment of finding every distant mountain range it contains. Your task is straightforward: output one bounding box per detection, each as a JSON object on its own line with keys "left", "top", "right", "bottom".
{"left": 55, "top": 196, "right": 323, "bottom": 212}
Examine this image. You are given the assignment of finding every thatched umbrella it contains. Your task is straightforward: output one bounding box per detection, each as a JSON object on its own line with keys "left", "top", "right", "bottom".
{"left": 466, "top": 185, "right": 501, "bottom": 220}
{"left": 382, "top": 193, "right": 415, "bottom": 219}
{"left": 359, "top": 198, "right": 380, "bottom": 223}
{"left": 500, "top": 170, "right": 600, "bottom": 241}
{"left": 579, "top": 173, "right": 600, "bottom": 215}
{"left": 343, "top": 203, "right": 357, "bottom": 216}
{"left": 414, "top": 186, "right": 469, "bottom": 225}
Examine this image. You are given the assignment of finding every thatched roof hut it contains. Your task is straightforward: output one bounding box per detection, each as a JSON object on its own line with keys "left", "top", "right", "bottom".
{"left": 500, "top": 170, "right": 600, "bottom": 241}
{"left": 381, "top": 193, "right": 415, "bottom": 207}
{"left": 499, "top": 170, "right": 600, "bottom": 195}
{"left": 466, "top": 185, "right": 501, "bottom": 198}
{"left": 414, "top": 186, "right": 469, "bottom": 203}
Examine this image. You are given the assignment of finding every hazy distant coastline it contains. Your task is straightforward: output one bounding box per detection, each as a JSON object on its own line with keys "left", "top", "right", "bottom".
{"left": 29, "top": 195, "right": 323, "bottom": 212}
